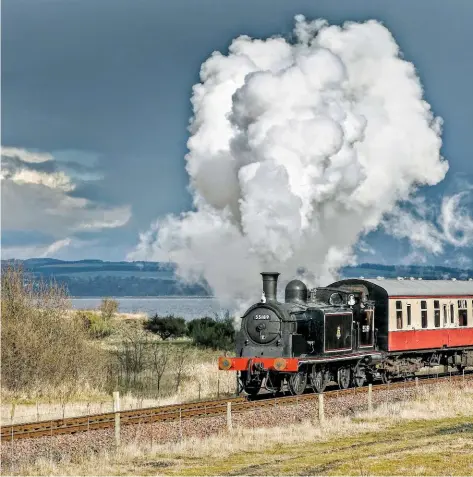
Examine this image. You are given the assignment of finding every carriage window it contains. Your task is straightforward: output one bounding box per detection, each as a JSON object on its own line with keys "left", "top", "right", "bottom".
{"left": 458, "top": 300, "right": 468, "bottom": 327}
{"left": 451, "top": 304, "right": 455, "bottom": 324}
{"left": 396, "top": 300, "right": 403, "bottom": 329}
{"left": 443, "top": 305, "right": 447, "bottom": 325}
{"left": 407, "top": 304, "right": 412, "bottom": 326}
{"left": 434, "top": 300, "right": 440, "bottom": 328}
{"left": 421, "top": 300, "right": 428, "bottom": 328}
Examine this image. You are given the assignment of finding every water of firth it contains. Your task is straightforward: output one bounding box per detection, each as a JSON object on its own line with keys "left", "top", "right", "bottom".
{"left": 71, "top": 297, "right": 228, "bottom": 320}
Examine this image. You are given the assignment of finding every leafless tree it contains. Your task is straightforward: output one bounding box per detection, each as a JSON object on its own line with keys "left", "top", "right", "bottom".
{"left": 173, "top": 345, "right": 189, "bottom": 393}
{"left": 150, "top": 342, "right": 171, "bottom": 393}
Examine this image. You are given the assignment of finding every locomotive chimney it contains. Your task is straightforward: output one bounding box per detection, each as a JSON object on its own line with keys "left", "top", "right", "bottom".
{"left": 261, "top": 272, "right": 280, "bottom": 302}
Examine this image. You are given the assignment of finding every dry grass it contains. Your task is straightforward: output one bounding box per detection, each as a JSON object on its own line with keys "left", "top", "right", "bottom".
{"left": 1, "top": 268, "right": 234, "bottom": 421}
{"left": 1, "top": 266, "right": 110, "bottom": 404}
{"left": 11, "top": 381, "right": 473, "bottom": 476}
{"left": 1, "top": 359, "right": 236, "bottom": 425}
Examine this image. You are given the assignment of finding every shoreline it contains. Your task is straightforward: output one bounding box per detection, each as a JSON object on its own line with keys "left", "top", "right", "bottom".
{"left": 70, "top": 296, "right": 216, "bottom": 299}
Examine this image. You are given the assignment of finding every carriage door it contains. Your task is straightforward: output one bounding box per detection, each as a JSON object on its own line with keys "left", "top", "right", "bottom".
{"left": 359, "top": 306, "right": 375, "bottom": 348}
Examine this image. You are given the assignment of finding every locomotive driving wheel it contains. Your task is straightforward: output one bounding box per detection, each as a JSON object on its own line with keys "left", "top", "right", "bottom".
{"left": 352, "top": 365, "right": 366, "bottom": 388}
{"left": 288, "top": 371, "right": 307, "bottom": 395}
{"left": 380, "top": 371, "right": 392, "bottom": 384}
{"left": 240, "top": 371, "right": 262, "bottom": 397}
{"left": 311, "top": 367, "right": 329, "bottom": 393}
{"left": 265, "top": 371, "right": 283, "bottom": 394}
{"left": 244, "top": 384, "right": 261, "bottom": 397}
{"left": 337, "top": 367, "right": 351, "bottom": 390}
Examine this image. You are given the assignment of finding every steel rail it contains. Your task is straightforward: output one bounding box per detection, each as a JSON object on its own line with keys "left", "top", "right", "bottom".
{"left": 2, "top": 373, "right": 471, "bottom": 441}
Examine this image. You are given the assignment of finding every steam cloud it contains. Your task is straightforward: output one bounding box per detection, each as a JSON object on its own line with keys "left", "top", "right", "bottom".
{"left": 129, "top": 16, "right": 454, "bottom": 307}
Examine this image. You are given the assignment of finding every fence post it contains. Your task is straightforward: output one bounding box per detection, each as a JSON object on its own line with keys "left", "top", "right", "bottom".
{"left": 368, "top": 384, "right": 373, "bottom": 415}
{"left": 10, "top": 412, "right": 14, "bottom": 474}
{"left": 179, "top": 408, "right": 183, "bottom": 442}
{"left": 415, "top": 377, "right": 419, "bottom": 387}
{"left": 227, "top": 402, "right": 233, "bottom": 432}
{"left": 318, "top": 393, "right": 324, "bottom": 426}
{"left": 218, "top": 375, "right": 220, "bottom": 398}
{"left": 113, "top": 391, "right": 120, "bottom": 448}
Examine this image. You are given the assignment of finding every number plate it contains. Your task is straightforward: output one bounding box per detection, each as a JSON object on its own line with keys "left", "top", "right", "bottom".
{"left": 254, "top": 314, "right": 270, "bottom": 320}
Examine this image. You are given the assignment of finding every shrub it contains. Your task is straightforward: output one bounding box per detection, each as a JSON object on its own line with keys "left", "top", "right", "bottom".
{"left": 78, "top": 310, "right": 113, "bottom": 339}
{"left": 145, "top": 314, "right": 187, "bottom": 340}
{"left": 99, "top": 297, "right": 118, "bottom": 320}
{"left": 187, "top": 316, "right": 234, "bottom": 351}
{"left": 1, "top": 265, "right": 109, "bottom": 399}
{"left": 114, "top": 329, "right": 149, "bottom": 388}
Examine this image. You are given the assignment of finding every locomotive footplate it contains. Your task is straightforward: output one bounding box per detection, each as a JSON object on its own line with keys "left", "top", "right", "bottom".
{"left": 219, "top": 351, "right": 383, "bottom": 373}
{"left": 219, "top": 357, "right": 299, "bottom": 372}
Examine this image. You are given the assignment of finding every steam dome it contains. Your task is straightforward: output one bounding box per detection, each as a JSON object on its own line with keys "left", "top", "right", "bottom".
{"left": 285, "top": 279, "right": 308, "bottom": 304}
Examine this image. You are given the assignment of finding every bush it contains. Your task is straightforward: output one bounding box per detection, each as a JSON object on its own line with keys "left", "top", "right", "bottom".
{"left": 99, "top": 297, "right": 118, "bottom": 320}
{"left": 187, "top": 316, "right": 234, "bottom": 351}
{"left": 1, "top": 265, "right": 109, "bottom": 399}
{"left": 145, "top": 314, "right": 187, "bottom": 340}
{"left": 78, "top": 310, "right": 113, "bottom": 339}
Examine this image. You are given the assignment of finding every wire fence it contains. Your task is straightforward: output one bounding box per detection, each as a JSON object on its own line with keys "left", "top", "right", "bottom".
{"left": 2, "top": 368, "right": 237, "bottom": 426}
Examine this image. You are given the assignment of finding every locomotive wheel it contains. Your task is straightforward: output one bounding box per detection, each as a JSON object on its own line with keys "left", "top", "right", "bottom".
{"left": 240, "top": 371, "right": 262, "bottom": 397}
{"left": 352, "top": 366, "right": 366, "bottom": 388}
{"left": 266, "top": 372, "right": 283, "bottom": 394}
{"left": 337, "top": 367, "right": 351, "bottom": 390}
{"left": 380, "top": 371, "right": 392, "bottom": 384}
{"left": 243, "top": 380, "right": 261, "bottom": 397}
{"left": 243, "top": 386, "right": 261, "bottom": 397}
{"left": 311, "top": 368, "right": 329, "bottom": 393}
{"left": 288, "top": 371, "right": 307, "bottom": 395}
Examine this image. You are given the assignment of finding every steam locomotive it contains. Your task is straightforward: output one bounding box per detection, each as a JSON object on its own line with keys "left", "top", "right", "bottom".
{"left": 218, "top": 272, "right": 473, "bottom": 395}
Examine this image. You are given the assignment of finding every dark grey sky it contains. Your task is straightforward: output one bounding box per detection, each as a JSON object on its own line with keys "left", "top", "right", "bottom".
{"left": 2, "top": 0, "right": 473, "bottom": 265}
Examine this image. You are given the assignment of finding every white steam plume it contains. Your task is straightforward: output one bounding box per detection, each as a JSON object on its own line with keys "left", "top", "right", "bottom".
{"left": 385, "top": 190, "right": 473, "bottom": 254}
{"left": 129, "top": 16, "right": 449, "bottom": 307}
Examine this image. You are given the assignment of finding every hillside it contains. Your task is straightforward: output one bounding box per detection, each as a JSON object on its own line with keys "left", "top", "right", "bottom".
{"left": 1, "top": 259, "right": 472, "bottom": 297}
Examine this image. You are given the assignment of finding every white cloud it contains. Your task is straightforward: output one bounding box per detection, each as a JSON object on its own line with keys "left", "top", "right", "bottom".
{"left": 40, "top": 238, "right": 72, "bottom": 257}
{"left": 440, "top": 190, "right": 473, "bottom": 247}
{"left": 1, "top": 147, "right": 131, "bottom": 257}
{"left": 384, "top": 189, "right": 473, "bottom": 259}
{"left": 1, "top": 237, "right": 93, "bottom": 260}
{"left": 1, "top": 146, "right": 53, "bottom": 163}
{"left": 2, "top": 168, "right": 75, "bottom": 192}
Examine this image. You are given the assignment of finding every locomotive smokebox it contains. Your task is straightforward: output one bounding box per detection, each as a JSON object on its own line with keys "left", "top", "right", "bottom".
{"left": 261, "top": 272, "right": 280, "bottom": 302}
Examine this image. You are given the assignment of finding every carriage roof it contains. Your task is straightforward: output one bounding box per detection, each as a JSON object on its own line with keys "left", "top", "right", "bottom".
{"left": 329, "top": 278, "right": 473, "bottom": 297}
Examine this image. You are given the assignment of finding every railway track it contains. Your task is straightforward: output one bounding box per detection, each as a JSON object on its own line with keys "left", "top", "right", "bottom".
{"left": 2, "top": 372, "right": 471, "bottom": 441}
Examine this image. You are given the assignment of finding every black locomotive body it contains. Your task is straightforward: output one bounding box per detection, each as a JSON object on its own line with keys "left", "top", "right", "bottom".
{"left": 219, "top": 272, "right": 473, "bottom": 395}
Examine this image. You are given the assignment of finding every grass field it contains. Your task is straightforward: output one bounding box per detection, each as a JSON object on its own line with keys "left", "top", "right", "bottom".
{"left": 155, "top": 416, "right": 473, "bottom": 476}
{"left": 13, "top": 381, "right": 473, "bottom": 476}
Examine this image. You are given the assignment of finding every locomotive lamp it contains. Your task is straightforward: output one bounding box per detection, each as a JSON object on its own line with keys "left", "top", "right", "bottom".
{"left": 219, "top": 357, "right": 232, "bottom": 370}
{"left": 274, "top": 358, "right": 287, "bottom": 371}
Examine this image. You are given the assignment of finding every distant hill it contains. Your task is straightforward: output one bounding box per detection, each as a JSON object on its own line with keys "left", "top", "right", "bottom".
{"left": 1, "top": 259, "right": 472, "bottom": 297}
